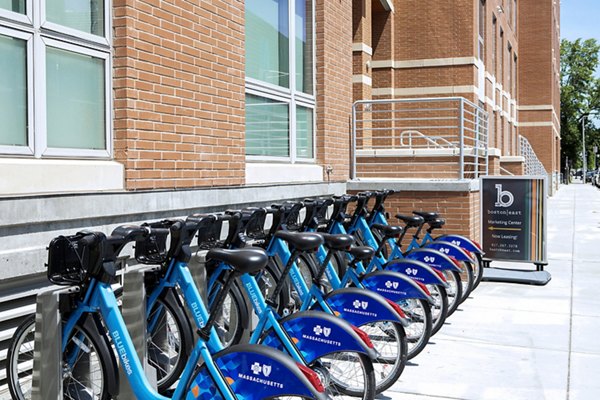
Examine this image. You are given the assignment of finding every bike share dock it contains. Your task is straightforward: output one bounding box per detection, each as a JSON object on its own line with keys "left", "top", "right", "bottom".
{"left": 382, "top": 183, "right": 600, "bottom": 400}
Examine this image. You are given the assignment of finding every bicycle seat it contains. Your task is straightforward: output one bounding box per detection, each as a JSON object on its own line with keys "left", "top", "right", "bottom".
{"left": 206, "top": 248, "right": 268, "bottom": 274}
{"left": 349, "top": 246, "right": 374, "bottom": 261}
{"left": 319, "top": 233, "right": 355, "bottom": 250}
{"left": 274, "top": 231, "right": 324, "bottom": 252}
{"left": 371, "top": 223, "right": 403, "bottom": 238}
{"left": 428, "top": 218, "right": 446, "bottom": 229}
{"left": 413, "top": 211, "right": 439, "bottom": 222}
{"left": 395, "top": 214, "right": 424, "bottom": 228}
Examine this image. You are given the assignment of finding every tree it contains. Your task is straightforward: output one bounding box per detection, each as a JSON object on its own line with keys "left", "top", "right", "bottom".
{"left": 560, "top": 38, "right": 600, "bottom": 170}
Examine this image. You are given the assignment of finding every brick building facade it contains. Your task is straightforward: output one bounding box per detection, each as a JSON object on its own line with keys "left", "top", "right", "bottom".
{"left": 0, "top": 1, "right": 559, "bottom": 390}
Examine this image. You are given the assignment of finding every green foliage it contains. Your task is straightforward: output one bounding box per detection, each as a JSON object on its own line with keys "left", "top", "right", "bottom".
{"left": 560, "top": 38, "right": 600, "bottom": 169}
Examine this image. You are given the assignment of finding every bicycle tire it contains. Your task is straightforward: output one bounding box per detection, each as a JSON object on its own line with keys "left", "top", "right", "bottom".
{"left": 458, "top": 261, "right": 474, "bottom": 304}
{"left": 359, "top": 320, "right": 407, "bottom": 394}
{"left": 147, "top": 291, "right": 194, "bottom": 392}
{"left": 444, "top": 270, "right": 463, "bottom": 317}
{"left": 429, "top": 284, "right": 449, "bottom": 336}
{"left": 7, "top": 314, "right": 35, "bottom": 400}
{"left": 62, "top": 320, "right": 113, "bottom": 400}
{"left": 473, "top": 253, "right": 484, "bottom": 290}
{"left": 398, "top": 298, "right": 432, "bottom": 360}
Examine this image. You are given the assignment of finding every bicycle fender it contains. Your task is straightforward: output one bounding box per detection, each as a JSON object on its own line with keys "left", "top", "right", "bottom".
{"left": 404, "top": 248, "right": 462, "bottom": 272}
{"left": 384, "top": 259, "right": 448, "bottom": 288}
{"left": 318, "top": 287, "right": 407, "bottom": 327}
{"left": 187, "top": 344, "right": 328, "bottom": 400}
{"left": 360, "top": 270, "right": 433, "bottom": 303}
{"left": 424, "top": 241, "right": 475, "bottom": 263}
{"left": 435, "top": 234, "right": 484, "bottom": 255}
{"left": 260, "top": 310, "right": 377, "bottom": 363}
{"left": 84, "top": 313, "right": 120, "bottom": 397}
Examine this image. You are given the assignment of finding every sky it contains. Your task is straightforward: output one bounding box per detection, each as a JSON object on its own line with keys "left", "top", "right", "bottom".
{"left": 560, "top": 0, "right": 600, "bottom": 43}
{"left": 561, "top": 0, "right": 600, "bottom": 77}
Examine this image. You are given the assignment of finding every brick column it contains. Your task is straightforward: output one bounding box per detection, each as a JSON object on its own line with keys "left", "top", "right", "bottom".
{"left": 315, "top": 0, "right": 353, "bottom": 181}
{"left": 113, "top": 1, "right": 246, "bottom": 190}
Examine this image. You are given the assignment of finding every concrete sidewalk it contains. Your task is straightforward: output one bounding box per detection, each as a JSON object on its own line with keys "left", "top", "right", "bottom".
{"left": 382, "top": 183, "right": 600, "bottom": 400}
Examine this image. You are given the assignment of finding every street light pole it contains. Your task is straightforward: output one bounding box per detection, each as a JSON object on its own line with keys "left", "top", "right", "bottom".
{"left": 582, "top": 115, "right": 587, "bottom": 183}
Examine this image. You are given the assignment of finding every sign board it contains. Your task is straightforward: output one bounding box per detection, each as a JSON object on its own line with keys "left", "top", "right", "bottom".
{"left": 480, "top": 176, "right": 547, "bottom": 264}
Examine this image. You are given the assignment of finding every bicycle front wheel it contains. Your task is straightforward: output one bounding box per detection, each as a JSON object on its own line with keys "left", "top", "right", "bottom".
{"left": 62, "top": 322, "right": 111, "bottom": 400}
{"left": 7, "top": 314, "right": 36, "bottom": 400}
{"left": 443, "top": 270, "right": 463, "bottom": 317}
{"left": 428, "top": 284, "right": 449, "bottom": 336}
{"left": 147, "top": 294, "right": 193, "bottom": 392}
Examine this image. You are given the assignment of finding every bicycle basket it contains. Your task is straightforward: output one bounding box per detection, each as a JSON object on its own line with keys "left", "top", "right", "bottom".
{"left": 47, "top": 233, "right": 102, "bottom": 285}
{"left": 197, "top": 218, "right": 225, "bottom": 250}
{"left": 134, "top": 230, "right": 169, "bottom": 264}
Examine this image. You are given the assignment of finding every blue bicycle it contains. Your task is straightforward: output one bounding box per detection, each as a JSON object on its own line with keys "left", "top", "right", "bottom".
{"left": 8, "top": 224, "right": 328, "bottom": 400}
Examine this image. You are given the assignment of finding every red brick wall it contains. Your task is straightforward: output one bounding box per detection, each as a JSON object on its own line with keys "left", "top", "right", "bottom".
{"left": 113, "top": 1, "right": 245, "bottom": 190}
{"left": 384, "top": 191, "right": 481, "bottom": 241}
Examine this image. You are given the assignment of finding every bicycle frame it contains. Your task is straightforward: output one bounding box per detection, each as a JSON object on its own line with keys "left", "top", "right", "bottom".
{"left": 62, "top": 276, "right": 232, "bottom": 400}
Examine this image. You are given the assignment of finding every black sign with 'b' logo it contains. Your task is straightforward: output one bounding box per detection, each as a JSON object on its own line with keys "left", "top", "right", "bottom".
{"left": 480, "top": 176, "right": 547, "bottom": 263}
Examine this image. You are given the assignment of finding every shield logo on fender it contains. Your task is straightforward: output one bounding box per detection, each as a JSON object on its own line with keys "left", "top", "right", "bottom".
{"left": 262, "top": 364, "right": 272, "bottom": 377}
{"left": 323, "top": 327, "right": 331, "bottom": 337}
{"left": 361, "top": 301, "right": 368, "bottom": 309}
{"left": 392, "top": 281, "right": 399, "bottom": 289}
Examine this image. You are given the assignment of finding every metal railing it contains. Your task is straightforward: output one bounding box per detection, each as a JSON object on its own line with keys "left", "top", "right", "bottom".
{"left": 519, "top": 135, "right": 547, "bottom": 176}
{"left": 351, "top": 97, "right": 489, "bottom": 180}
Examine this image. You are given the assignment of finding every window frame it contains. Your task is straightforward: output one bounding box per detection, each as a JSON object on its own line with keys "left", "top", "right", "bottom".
{"left": 0, "top": 26, "right": 34, "bottom": 155}
{"left": 0, "top": 0, "right": 112, "bottom": 159}
{"left": 245, "top": 0, "right": 316, "bottom": 164}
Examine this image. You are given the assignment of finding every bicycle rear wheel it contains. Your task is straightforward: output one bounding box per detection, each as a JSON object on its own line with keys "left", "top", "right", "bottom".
{"left": 359, "top": 320, "right": 407, "bottom": 394}
{"left": 443, "top": 270, "right": 463, "bottom": 316}
{"left": 7, "top": 314, "right": 35, "bottom": 400}
{"left": 429, "top": 284, "right": 449, "bottom": 336}
{"left": 458, "top": 261, "right": 474, "bottom": 304}
{"left": 398, "top": 298, "right": 432, "bottom": 360}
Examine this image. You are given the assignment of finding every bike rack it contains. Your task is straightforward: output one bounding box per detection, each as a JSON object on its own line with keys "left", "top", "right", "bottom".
{"left": 30, "top": 262, "right": 157, "bottom": 399}
{"left": 31, "top": 287, "right": 67, "bottom": 400}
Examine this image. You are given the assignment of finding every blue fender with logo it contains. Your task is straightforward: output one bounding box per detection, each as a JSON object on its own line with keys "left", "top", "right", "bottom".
{"left": 424, "top": 241, "right": 475, "bottom": 263}
{"left": 434, "top": 234, "right": 484, "bottom": 255}
{"left": 259, "top": 310, "right": 377, "bottom": 363}
{"left": 360, "top": 270, "right": 433, "bottom": 304}
{"left": 314, "top": 287, "right": 407, "bottom": 327}
{"left": 187, "top": 344, "right": 328, "bottom": 400}
{"left": 404, "top": 248, "right": 462, "bottom": 272}
{"left": 384, "top": 258, "right": 448, "bottom": 288}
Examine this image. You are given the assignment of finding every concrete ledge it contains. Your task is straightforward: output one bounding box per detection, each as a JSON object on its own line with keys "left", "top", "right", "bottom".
{"left": 0, "top": 182, "right": 345, "bottom": 279}
{"left": 0, "top": 158, "right": 125, "bottom": 195}
{"left": 245, "top": 162, "right": 323, "bottom": 185}
{"left": 347, "top": 178, "right": 480, "bottom": 192}
{"left": 500, "top": 156, "right": 525, "bottom": 162}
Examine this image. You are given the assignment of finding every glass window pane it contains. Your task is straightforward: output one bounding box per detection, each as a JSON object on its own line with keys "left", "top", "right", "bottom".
{"left": 0, "top": 34, "right": 27, "bottom": 147}
{"left": 46, "top": 47, "right": 106, "bottom": 150}
{"left": 47, "top": 0, "right": 105, "bottom": 36}
{"left": 296, "top": 105, "right": 313, "bottom": 158}
{"left": 0, "top": 0, "right": 25, "bottom": 13}
{"left": 295, "top": 0, "right": 313, "bottom": 94}
{"left": 246, "top": 94, "right": 289, "bottom": 157}
{"left": 246, "top": 0, "right": 289, "bottom": 88}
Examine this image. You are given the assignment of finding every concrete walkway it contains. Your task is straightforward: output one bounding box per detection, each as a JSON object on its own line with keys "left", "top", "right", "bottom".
{"left": 382, "top": 183, "right": 600, "bottom": 400}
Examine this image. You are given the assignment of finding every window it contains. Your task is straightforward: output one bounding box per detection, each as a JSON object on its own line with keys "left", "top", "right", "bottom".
{"left": 245, "top": 0, "right": 315, "bottom": 161}
{"left": 499, "top": 29, "right": 504, "bottom": 85}
{"left": 513, "top": 0, "right": 517, "bottom": 32}
{"left": 0, "top": 1, "right": 111, "bottom": 158}
{"left": 513, "top": 53, "right": 517, "bottom": 96}
{"left": 478, "top": 0, "right": 485, "bottom": 61}
{"left": 507, "top": 43, "right": 512, "bottom": 95}
{"left": 492, "top": 15, "right": 497, "bottom": 77}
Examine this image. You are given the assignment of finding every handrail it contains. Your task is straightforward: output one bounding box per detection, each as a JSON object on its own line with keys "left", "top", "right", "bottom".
{"left": 351, "top": 97, "right": 489, "bottom": 180}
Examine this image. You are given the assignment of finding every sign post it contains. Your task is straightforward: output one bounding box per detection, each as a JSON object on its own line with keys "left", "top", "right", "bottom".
{"left": 480, "top": 176, "right": 550, "bottom": 284}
